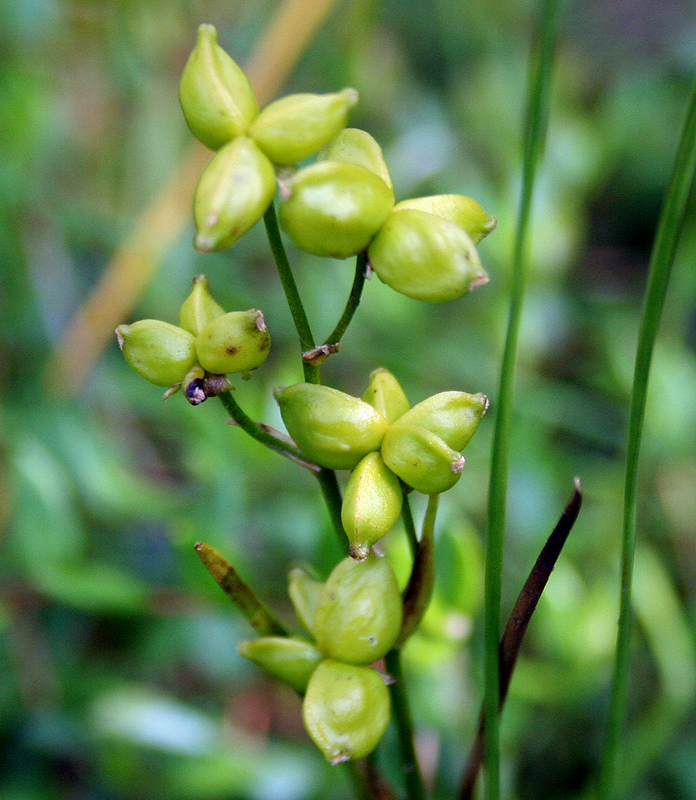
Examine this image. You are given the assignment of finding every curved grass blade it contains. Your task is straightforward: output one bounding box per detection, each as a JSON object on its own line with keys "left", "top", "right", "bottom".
{"left": 598, "top": 77, "right": 696, "bottom": 800}
{"left": 461, "top": 480, "right": 582, "bottom": 800}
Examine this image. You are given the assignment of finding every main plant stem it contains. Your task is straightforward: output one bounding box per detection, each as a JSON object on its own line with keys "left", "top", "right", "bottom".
{"left": 263, "top": 203, "right": 320, "bottom": 383}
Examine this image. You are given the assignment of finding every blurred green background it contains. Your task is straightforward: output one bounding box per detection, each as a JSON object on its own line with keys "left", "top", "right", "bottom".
{"left": 2, "top": 0, "right": 696, "bottom": 798}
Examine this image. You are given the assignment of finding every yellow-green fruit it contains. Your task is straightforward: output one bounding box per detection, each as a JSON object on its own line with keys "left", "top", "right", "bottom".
{"left": 194, "top": 309, "right": 270, "bottom": 374}
{"left": 367, "top": 209, "right": 489, "bottom": 302}
{"left": 381, "top": 423, "right": 464, "bottom": 495}
{"left": 116, "top": 320, "right": 197, "bottom": 387}
{"left": 313, "top": 553, "right": 403, "bottom": 665}
{"left": 179, "top": 24, "right": 259, "bottom": 150}
{"left": 238, "top": 636, "right": 323, "bottom": 693}
{"left": 288, "top": 566, "right": 325, "bottom": 636}
{"left": 394, "top": 195, "right": 496, "bottom": 244}
{"left": 341, "top": 453, "right": 403, "bottom": 561}
{"left": 397, "top": 391, "right": 488, "bottom": 451}
{"left": 279, "top": 161, "right": 394, "bottom": 259}
{"left": 303, "top": 660, "right": 390, "bottom": 764}
{"left": 179, "top": 275, "right": 225, "bottom": 335}
{"left": 361, "top": 367, "right": 410, "bottom": 424}
{"left": 275, "top": 384, "right": 388, "bottom": 471}
{"left": 194, "top": 136, "right": 276, "bottom": 253}
{"left": 318, "top": 128, "right": 393, "bottom": 189}
{"left": 249, "top": 88, "right": 359, "bottom": 165}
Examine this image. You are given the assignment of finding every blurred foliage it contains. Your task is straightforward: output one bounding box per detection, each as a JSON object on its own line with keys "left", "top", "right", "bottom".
{"left": 1, "top": 0, "right": 696, "bottom": 798}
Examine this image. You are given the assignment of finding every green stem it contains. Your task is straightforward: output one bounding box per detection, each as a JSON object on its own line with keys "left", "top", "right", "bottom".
{"left": 483, "top": 2, "right": 563, "bottom": 798}
{"left": 194, "top": 542, "right": 288, "bottom": 636}
{"left": 263, "top": 203, "right": 320, "bottom": 383}
{"left": 315, "top": 467, "right": 349, "bottom": 555}
{"left": 598, "top": 78, "right": 696, "bottom": 800}
{"left": 218, "top": 390, "right": 317, "bottom": 469}
{"left": 401, "top": 490, "right": 419, "bottom": 560}
{"left": 325, "top": 252, "right": 368, "bottom": 345}
{"left": 384, "top": 649, "right": 427, "bottom": 800}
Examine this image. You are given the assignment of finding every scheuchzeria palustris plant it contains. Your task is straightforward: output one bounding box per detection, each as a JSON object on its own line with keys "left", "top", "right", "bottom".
{"left": 116, "top": 21, "right": 530, "bottom": 781}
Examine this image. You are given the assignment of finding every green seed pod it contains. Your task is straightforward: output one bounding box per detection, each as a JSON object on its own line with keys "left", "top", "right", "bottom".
{"left": 318, "top": 128, "right": 393, "bottom": 190}
{"left": 179, "top": 24, "right": 259, "bottom": 150}
{"left": 179, "top": 275, "right": 225, "bottom": 335}
{"left": 341, "top": 453, "right": 403, "bottom": 561}
{"left": 238, "top": 636, "right": 323, "bottom": 693}
{"left": 394, "top": 194, "right": 496, "bottom": 244}
{"left": 303, "top": 659, "right": 390, "bottom": 764}
{"left": 313, "top": 552, "right": 403, "bottom": 665}
{"left": 381, "top": 423, "right": 465, "bottom": 495}
{"left": 275, "top": 384, "right": 388, "bottom": 471}
{"left": 116, "top": 320, "right": 197, "bottom": 387}
{"left": 194, "top": 136, "right": 276, "bottom": 253}
{"left": 278, "top": 161, "right": 394, "bottom": 259}
{"left": 249, "top": 88, "right": 359, "bottom": 166}
{"left": 367, "top": 208, "right": 489, "bottom": 303}
{"left": 195, "top": 309, "right": 270, "bottom": 374}
{"left": 288, "top": 566, "right": 325, "bottom": 636}
{"left": 396, "top": 391, "right": 488, "bottom": 452}
{"left": 361, "top": 367, "right": 410, "bottom": 424}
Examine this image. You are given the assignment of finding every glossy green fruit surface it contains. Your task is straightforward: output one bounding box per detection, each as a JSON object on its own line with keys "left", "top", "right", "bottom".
{"left": 288, "top": 566, "right": 325, "bottom": 636}
{"left": 275, "top": 383, "right": 388, "bottom": 470}
{"left": 279, "top": 161, "right": 394, "bottom": 259}
{"left": 179, "top": 275, "right": 225, "bottom": 335}
{"left": 394, "top": 194, "right": 496, "bottom": 244}
{"left": 313, "top": 553, "right": 403, "bottom": 665}
{"left": 318, "top": 128, "right": 393, "bottom": 189}
{"left": 361, "top": 367, "right": 410, "bottom": 424}
{"left": 116, "top": 320, "right": 197, "bottom": 387}
{"left": 341, "top": 453, "right": 402, "bottom": 561}
{"left": 194, "top": 309, "right": 270, "bottom": 374}
{"left": 368, "top": 208, "right": 488, "bottom": 302}
{"left": 193, "top": 136, "right": 276, "bottom": 252}
{"left": 249, "top": 89, "right": 359, "bottom": 165}
{"left": 179, "top": 24, "right": 258, "bottom": 150}
{"left": 381, "top": 423, "right": 464, "bottom": 495}
{"left": 303, "top": 659, "right": 390, "bottom": 764}
{"left": 396, "top": 391, "right": 488, "bottom": 451}
{"left": 238, "top": 636, "right": 323, "bottom": 692}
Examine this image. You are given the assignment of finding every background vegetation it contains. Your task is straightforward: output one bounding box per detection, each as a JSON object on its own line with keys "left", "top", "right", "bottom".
{"left": 1, "top": 0, "right": 696, "bottom": 798}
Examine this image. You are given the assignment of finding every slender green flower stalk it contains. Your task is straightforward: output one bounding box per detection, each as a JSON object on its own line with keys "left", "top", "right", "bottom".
{"left": 263, "top": 203, "right": 321, "bottom": 383}
{"left": 315, "top": 467, "right": 350, "bottom": 554}
{"left": 483, "top": 1, "right": 564, "bottom": 797}
{"left": 218, "top": 389, "right": 317, "bottom": 468}
{"left": 598, "top": 78, "right": 696, "bottom": 800}
{"left": 324, "top": 251, "right": 368, "bottom": 346}
{"left": 400, "top": 490, "right": 419, "bottom": 559}
{"left": 384, "top": 649, "right": 427, "bottom": 800}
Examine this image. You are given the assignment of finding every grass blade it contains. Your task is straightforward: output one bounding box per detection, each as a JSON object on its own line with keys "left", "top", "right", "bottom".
{"left": 461, "top": 480, "right": 582, "bottom": 799}
{"left": 483, "top": 0, "right": 564, "bottom": 797}
{"left": 598, "top": 77, "right": 696, "bottom": 800}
